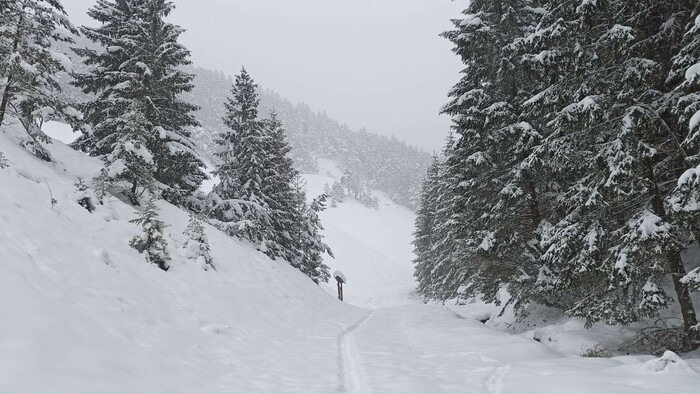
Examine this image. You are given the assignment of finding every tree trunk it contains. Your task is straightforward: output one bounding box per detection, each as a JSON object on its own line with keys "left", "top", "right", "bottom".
{"left": 647, "top": 162, "right": 700, "bottom": 350}
{"left": 667, "top": 250, "right": 699, "bottom": 349}
{"left": 0, "top": 86, "right": 11, "bottom": 128}
{"left": 129, "top": 180, "right": 140, "bottom": 206}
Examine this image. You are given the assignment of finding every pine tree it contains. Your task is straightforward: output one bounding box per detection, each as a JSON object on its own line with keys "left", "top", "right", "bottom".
{"left": 430, "top": 1, "right": 548, "bottom": 306}
{"left": 0, "top": 0, "right": 82, "bottom": 161}
{"left": 74, "top": 0, "right": 206, "bottom": 203}
{"left": 290, "top": 179, "right": 332, "bottom": 283}
{"left": 74, "top": 178, "right": 97, "bottom": 213}
{"left": 183, "top": 213, "right": 214, "bottom": 270}
{"left": 130, "top": 194, "right": 170, "bottom": 271}
{"left": 132, "top": 0, "right": 206, "bottom": 204}
{"left": 95, "top": 99, "right": 156, "bottom": 205}
{"left": 262, "top": 110, "right": 302, "bottom": 262}
{"left": 525, "top": 0, "right": 700, "bottom": 348}
{"left": 413, "top": 155, "right": 441, "bottom": 297}
{"left": 207, "top": 68, "right": 273, "bottom": 250}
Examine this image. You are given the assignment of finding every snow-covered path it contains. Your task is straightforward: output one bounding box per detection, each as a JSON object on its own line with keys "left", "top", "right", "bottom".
{"left": 300, "top": 159, "right": 700, "bottom": 394}
{"left": 332, "top": 305, "right": 700, "bottom": 394}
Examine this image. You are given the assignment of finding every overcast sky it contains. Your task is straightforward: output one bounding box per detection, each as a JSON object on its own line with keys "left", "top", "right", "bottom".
{"left": 63, "top": 0, "right": 466, "bottom": 152}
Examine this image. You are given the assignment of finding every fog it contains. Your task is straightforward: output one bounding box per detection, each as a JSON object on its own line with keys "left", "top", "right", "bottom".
{"left": 62, "top": 0, "right": 465, "bottom": 152}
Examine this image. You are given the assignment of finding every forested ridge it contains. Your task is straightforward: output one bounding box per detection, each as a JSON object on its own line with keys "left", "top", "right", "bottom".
{"left": 185, "top": 67, "right": 432, "bottom": 209}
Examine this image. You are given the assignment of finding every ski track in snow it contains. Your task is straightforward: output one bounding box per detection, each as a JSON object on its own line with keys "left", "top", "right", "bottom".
{"left": 337, "top": 311, "right": 373, "bottom": 394}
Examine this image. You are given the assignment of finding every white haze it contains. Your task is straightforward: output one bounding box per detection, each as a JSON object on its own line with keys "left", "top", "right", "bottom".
{"left": 62, "top": 0, "right": 465, "bottom": 152}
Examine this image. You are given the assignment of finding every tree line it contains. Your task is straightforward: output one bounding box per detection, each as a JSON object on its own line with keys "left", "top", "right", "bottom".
{"left": 414, "top": 0, "right": 700, "bottom": 351}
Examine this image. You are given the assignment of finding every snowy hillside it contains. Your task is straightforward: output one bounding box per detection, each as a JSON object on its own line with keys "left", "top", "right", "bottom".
{"left": 0, "top": 122, "right": 365, "bottom": 393}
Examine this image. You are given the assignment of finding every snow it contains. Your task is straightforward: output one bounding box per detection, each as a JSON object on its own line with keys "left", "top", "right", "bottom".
{"left": 460, "top": 14, "right": 484, "bottom": 27}
{"left": 686, "top": 63, "right": 700, "bottom": 83}
{"left": 689, "top": 110, "right": 700, "bottom": 132}
{"left": 1, "top": 122, "right": 365, "bottom": 393}
{"left": 303, "top": 159, "right": 418, "bottom": 309}
{"left": 1, "top": 124, "right": 698, "bottom": 393}
{"left": 333, "top": 270, "right": 347, "bottom": 284}
{"left": 43, "top": 121, "right": 80, "bottom": 144}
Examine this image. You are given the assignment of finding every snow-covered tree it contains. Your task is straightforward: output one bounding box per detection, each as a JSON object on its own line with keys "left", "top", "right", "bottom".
{"left": 74, "top": 0, "right": 206, "bottom": 203}
{"left": 73, "top": 178, "right": 97, "bottom": 213}
{"left": 290, "top": 179, "right": 332, "bottom": 283}
{"left": 207, "top": 68, "right": 273, "bottom": 250}
{"left": 262, "top": 110, "right": 303, "bottom": 262}
{"left": 419, "top": 0, "right": 700, "bottom": 350}
{"left": 183, "top": 213, "right": 214, "bottom": 271}
{"left": 0, "top": 151, "right": 8, "bottom": 169}
{"left": 130, "top": 194, "right": 170, "bottom": 271}
{"left": 0, "top": 0, "right": 82, "bottom": 161}
{"left": 94, "top": 99, "right": 156, "bottom": 205}
{"left": 413, "top": 155, "right": 441, "bottom": 296}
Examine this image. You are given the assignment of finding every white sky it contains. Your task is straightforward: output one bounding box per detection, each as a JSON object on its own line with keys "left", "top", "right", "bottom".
{"left": 62, "top": 0, "right": 466, "bottom": 151}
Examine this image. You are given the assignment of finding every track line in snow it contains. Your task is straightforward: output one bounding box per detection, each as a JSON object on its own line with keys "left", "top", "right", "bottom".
{"left": 337, "top": 311, "right": 373, "bottom": 394}
{"left": 484, "top": 363, "right": 510, "bottom": 394}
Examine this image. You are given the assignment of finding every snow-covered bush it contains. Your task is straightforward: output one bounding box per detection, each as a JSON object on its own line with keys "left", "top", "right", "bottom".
{"left": 73, "top": 178, "right": 97, "bottom": 213}
{"left": 129, "top": 195, "right": 170, "bottom": 271}
{"left": 183, "top": 214, "right": 215, "bottom": 271}
{"left": 0, "top": 152, "right": 8, "bottom": 169}
{"left": 358, "top": 187, "right": 379, "bottom": 209}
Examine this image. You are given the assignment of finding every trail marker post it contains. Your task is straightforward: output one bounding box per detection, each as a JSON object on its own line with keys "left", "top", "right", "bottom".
{"left": 333, "top": 271, "right": 346, "bottom": 302}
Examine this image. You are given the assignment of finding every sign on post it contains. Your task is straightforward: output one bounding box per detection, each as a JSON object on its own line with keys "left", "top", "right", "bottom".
{"left": 333, "top": 270, "right": 347, "bottom": 301}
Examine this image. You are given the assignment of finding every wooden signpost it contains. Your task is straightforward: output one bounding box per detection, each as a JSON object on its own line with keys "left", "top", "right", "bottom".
{"left": 334, "top": 270, "right": 346, "bottom": 302}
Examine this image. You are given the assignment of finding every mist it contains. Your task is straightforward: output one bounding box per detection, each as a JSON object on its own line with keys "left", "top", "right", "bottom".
{"left": 62, "top": 0, "right": 465, "bottom": 152}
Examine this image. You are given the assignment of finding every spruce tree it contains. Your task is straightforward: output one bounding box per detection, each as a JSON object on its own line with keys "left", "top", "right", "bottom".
{"left": 74, "top": 0, "right": 205, "bottom": 204}
{"left": 183, "top": 213, "right": 215, "bottom": 271}
{"left": 527, "top": 0, "right": 700, "bottom": 348}
{"left": 290, "top": 180, "right": 332, "bottom": 284}
{"left": 130, "top": 194, "right": 170, "bottom": 271}
{"left": 432, "top": 1, "right": 547, "bottom": 305}
{"left": 413, "top": 155, "right": 441, "bottom": 297}
{"left": 96, "top": 99, "right": 156, "bottom": 205}
{"left": 208, "top": 68, "right": 273, "bottom": 250}
{"left": 263, "top": 110, "right": 302, "bottom": 262}
{"left": 0, "top": 0, "right": 81, "bottom": 161}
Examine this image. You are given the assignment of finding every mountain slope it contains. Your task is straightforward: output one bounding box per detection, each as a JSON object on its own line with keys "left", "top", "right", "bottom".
{"left": 303, "top": 159, "right": 418, "bottom": 309}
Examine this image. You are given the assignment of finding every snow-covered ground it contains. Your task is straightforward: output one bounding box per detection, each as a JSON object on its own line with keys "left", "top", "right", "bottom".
{"left": 0, "top": 123, "right": 698, "bottom": 393}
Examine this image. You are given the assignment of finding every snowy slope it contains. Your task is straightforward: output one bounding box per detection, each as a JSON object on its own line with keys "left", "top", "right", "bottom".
{"left": 0, "top": 122, "right": 366, "bottom": 393}
{"left": 303, "top": 160, "right": 418, "bottom": 309}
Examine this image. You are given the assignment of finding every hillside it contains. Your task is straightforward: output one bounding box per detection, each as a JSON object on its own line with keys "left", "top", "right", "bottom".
{"left": 0, "top": 121, "right": 365, "bottom": 393}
